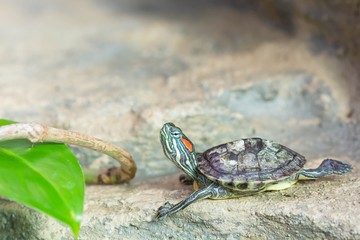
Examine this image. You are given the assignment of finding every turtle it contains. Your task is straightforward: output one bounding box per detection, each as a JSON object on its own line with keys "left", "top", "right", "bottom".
{"left": 156, "top": 122, "right": 352, "bottom": 218}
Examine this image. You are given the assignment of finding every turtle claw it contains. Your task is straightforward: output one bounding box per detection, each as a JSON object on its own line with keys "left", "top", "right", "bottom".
{"left": 156, "top": 201, "right": 174, "bottom": 219}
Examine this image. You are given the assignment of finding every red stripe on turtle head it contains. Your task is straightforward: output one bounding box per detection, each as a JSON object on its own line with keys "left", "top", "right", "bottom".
{"left": 181, "top": 137, "right": 193, "bottom": 153}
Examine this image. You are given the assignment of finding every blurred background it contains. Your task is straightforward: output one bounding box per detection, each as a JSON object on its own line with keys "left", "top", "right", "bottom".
{"left": 0, "top": 0, "right": 359, "bottom": 179}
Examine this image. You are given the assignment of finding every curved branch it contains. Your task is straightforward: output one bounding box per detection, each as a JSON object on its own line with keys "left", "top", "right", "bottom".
{"left": 0, "top": 123, "right": 137, "bottom": 184}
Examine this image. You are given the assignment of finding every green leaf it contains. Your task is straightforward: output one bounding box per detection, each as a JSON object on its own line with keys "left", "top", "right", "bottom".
{"left": 0, "top": 119, "right": 16, "bottom": 125}
{"left": 0, "top": 119, "right": 84, "bottom": 238}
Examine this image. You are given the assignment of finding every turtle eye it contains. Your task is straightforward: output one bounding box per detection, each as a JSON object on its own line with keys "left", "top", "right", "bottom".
{"left": 171, "top": 131, "right": 182, "bottom": 139}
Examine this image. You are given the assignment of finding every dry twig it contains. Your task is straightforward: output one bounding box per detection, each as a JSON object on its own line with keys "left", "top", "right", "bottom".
{"left": 0, "top": 123, "right": 136, "bottom": 184}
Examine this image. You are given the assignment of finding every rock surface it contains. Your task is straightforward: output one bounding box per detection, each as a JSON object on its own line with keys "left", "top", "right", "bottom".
{"left": 0, "top": 0, "right": 359, "bottom": 239}
{"left": 2, "top": 165, "right": 360, "bottom": 240}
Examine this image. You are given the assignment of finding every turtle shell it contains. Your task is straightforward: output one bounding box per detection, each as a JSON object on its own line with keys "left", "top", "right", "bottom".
{"left": 197, "top": 138, "right": 306, "bottom": 191}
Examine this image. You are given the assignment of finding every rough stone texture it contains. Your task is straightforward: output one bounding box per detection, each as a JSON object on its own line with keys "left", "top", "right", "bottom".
{"left": 252, "top": 0, "right": 360, "bottom": 112}
{"left": 0, "top": 0, "right": 359, "bottom": 239}
{"left": 253, "top": 0, "right": 360, "bottom": 57}
{"left": 2, "top": 165, "right": 359, "bottom": 240}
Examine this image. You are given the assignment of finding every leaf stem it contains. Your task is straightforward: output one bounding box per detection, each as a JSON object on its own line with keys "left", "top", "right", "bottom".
{"left": 0, "top": 123, "right": 136, "bottom": 184}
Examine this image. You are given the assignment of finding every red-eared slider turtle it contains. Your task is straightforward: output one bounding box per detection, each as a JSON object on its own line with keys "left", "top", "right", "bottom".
{"left": 156, "top": 122, "right": 352, "bottom": 218}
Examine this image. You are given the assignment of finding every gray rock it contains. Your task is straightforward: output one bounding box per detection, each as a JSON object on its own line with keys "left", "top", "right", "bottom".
{"left": 2, "top": 165, "right": 359, "bottom": 239}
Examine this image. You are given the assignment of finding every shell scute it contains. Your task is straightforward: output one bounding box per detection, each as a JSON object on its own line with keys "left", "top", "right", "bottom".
{"left": 197, "top": 138, "right": 306, "bottom": 190}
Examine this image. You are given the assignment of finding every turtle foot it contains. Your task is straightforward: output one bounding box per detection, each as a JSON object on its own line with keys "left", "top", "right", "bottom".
{"left": 319, "top": 159, "right": 352, "bottom": 175}
{"left": 155, "top": 201, "right": 174, "bottom": 219}
{"left": 179, "top": 174, "right": 194, "bottom": 185}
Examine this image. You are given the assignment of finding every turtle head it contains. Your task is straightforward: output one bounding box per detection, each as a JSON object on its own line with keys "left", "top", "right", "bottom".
{"left": 160, "top": 122, "right": 198, "bottom": 179}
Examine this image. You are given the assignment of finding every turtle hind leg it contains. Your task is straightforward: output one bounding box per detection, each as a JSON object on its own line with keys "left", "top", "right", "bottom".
{"left": 298, "top": 159, "right": 352, "bottom": 180}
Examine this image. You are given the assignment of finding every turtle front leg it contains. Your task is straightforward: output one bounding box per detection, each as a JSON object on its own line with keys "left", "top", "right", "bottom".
{"left": 156, "top": 183, "right": 220, "bottom": 219}
{"left": 179, "top": 174, "right": 194, "bottom": 185}
{"left": 178, "top": 152, "right": 203, "bottom": 185}
{"left": 298, "top": 159, "right": 352, "bottom": 180}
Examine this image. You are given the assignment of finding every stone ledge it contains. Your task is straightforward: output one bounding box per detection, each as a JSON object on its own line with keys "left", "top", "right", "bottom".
{"left": 2, "top": 160, "right": 358, "bottom": 239}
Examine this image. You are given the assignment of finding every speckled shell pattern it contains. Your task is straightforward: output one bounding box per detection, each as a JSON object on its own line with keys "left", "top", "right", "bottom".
{"left": 197, "top": 138, "right": 306, "bottom": 190}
